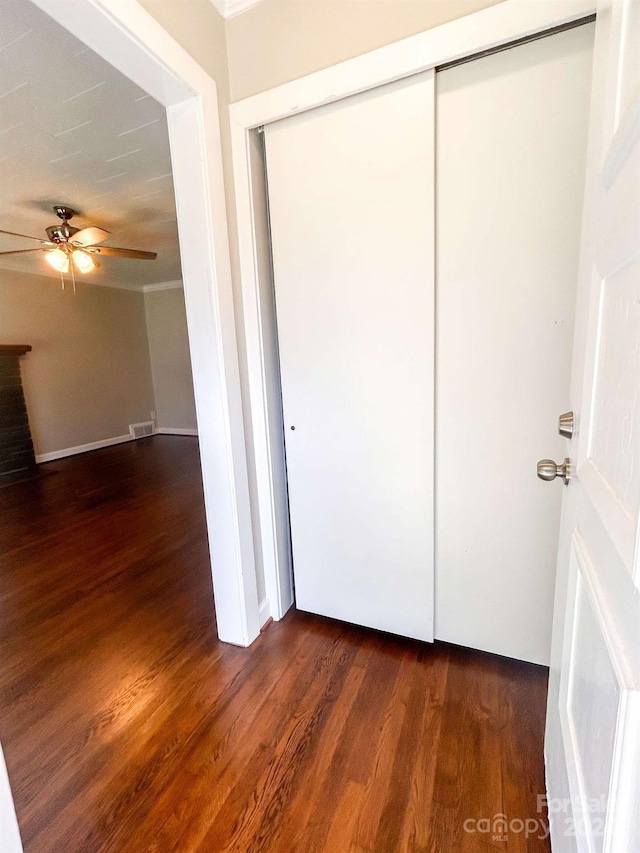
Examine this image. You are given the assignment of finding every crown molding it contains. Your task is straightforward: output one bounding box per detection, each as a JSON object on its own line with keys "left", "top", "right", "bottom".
{"left": 0, "top": 261, "right": 183, "bottom": 293}
{"left": 142, "top": 279, "right": 183, "bottom": 292}
{"left": 89, "top": 280, "right": 145, "bottom": 292}
{"left": 0, "top": 259, "right": 143, "bottom": 290}
{"left": 207, "top": 0, "right": 263, "bottom": 19}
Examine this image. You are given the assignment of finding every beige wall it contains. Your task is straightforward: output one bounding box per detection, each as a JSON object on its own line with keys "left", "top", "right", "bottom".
{"left": 226, "top": 0, "right": 505, "bottom": 101}
{"left": 137, "top": 0, "right": 229, "bottom": 88}
{"left": 144, "top": 287, "right": 197, "bottom": 431}
{"left": 0, "top": 270, "right": 155, "bottom": 457}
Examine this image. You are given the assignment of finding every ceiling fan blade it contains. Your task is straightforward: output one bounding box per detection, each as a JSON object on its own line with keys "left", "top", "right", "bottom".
{"left": 71, "top": 226, "right": 110, "bottom": 247}
{"left": 0, "top": 228, "right": 49, "bottom": 243}
{"left": 90, "top": 246, "right": 157, "bottom": 260}
{"left": 0, "top": 248, "right": 45, "bottom": 256}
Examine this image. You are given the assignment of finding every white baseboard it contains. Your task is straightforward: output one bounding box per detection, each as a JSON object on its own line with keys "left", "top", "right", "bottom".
{"left": 258, "top": 598, "right": 271, "bottom": 628}
{"left": 36, "top": 433, "right": 134, "bottom": 464}
{"left": 36, "top": 429, "right": 198, "bottom": 463}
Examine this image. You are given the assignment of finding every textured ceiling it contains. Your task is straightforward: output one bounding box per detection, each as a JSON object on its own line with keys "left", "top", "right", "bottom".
{"left": 0, "top": 0, "right": 182, "bottom": 289}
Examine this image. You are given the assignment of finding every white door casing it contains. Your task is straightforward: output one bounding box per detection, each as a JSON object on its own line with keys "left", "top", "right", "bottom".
{"left": 230, "top": 0, "right": 596, "bottom": 626}
{"left": 545, "top": 0, "right": 640, "bottom": 850}
{"left": 264, "top": 74, "right": 435, "bottom": 642}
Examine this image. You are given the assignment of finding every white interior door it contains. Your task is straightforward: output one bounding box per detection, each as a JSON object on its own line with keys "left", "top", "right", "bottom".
{"left": 435, "top": 24, "right": 595, "bottom": 665}
{"left": 264, "top": 73, "right": 435, "bottom": 642}
{"left": 545, "top": 0, "right": 640, "bottom": 850}
{"left": 0, "top": 744, "right": 22, "bottom": 853}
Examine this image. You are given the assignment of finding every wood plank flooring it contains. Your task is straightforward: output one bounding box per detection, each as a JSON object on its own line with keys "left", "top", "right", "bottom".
{"left": 0, "top": 436, "right": 551, "bottom": 852}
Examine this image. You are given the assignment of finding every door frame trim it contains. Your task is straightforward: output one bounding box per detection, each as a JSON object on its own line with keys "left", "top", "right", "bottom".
{"left": 31, "top": 0, "right": 260, "bottom": 647}
{"left": 229, "top": 0, "right": 597, "bottom": 622}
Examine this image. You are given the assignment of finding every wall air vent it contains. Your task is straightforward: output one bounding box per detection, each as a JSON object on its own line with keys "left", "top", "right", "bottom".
{"left": 130, "top": 421, "right": 154, "bottom": 439}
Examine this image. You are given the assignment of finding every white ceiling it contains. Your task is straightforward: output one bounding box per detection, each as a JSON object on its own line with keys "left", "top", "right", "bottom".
{"left": 0, "top": 0, "right": 182, "bottom": 290}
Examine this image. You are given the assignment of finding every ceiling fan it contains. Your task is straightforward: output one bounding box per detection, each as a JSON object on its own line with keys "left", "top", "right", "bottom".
{"left": 0, "top": 205, "right": 157, "bottom": 277}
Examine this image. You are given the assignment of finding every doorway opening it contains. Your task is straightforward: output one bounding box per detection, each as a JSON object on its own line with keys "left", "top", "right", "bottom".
{"left": 0, "top": 1, "right": 217, "bottom": 843}
{"left": 29, "top": 0, "right": 262, "bottom": 648}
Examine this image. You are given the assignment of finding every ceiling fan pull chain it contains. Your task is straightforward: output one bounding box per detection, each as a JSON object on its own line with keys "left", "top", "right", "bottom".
{"left": 70, "top": 260, "right": 76, "bottom": 295}
{"left": 60, "top": 269, "right": 65, "bottom": 291}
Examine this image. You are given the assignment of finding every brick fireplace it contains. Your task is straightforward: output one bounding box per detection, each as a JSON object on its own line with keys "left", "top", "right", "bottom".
{"left": 0, "top": 345, "right": 37, "bottom": 484}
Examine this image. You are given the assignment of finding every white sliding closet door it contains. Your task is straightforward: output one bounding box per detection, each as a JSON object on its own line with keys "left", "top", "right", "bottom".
{"left": 435, "top": 24, "right": 594, "bottom": 665}
{"left": 264, "top": 73, "right": 435, "bottom": 642}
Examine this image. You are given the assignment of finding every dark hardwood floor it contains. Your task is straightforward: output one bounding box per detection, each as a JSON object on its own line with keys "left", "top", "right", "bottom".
{"left": 0, "top": 436, "right": 550, "bottom": 852}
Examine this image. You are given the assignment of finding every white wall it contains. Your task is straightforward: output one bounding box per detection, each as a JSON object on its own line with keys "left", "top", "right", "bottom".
{"left": 144, "top": 286, "right": 198, "bottom": 433}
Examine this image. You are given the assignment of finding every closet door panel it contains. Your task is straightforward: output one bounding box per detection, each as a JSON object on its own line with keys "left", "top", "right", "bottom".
{"left": 435, "top": 24, "right": 594, "bottom": 664}
{"left": 264, "top": 73, "right": 435, "bottom": 641}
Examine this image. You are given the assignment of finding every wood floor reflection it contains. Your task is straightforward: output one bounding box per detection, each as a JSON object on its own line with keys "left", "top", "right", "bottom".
{"left": 0, "top": 436, "right": 550, "bottom": 852}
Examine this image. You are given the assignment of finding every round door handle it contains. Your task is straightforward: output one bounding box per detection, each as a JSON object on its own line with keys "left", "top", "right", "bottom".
{"left": 537, "top": 458, "right": 571, "bottom": 485}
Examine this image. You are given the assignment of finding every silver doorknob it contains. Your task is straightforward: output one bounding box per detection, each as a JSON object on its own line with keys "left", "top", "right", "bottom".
{"left": 537, "top": 458, "right": 571, "bottom": 485}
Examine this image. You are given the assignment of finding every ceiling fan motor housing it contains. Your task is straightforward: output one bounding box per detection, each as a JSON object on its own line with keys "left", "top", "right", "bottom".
{"left": 47, "top": 206, "right": 79, "bottom": 244}
{"left": 46, "top": 224, "right": 79, "bottom": 244}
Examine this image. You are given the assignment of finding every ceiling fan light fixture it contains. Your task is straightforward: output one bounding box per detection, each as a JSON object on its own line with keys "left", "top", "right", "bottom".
{"left": 72, "top": 249, "right": 95, "bottom": 274}
{"left": 0, "top": 206, "right": 157, "bottom": 278}
{"left": 45, "top": 248, "right": 69, "bottom": 273}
